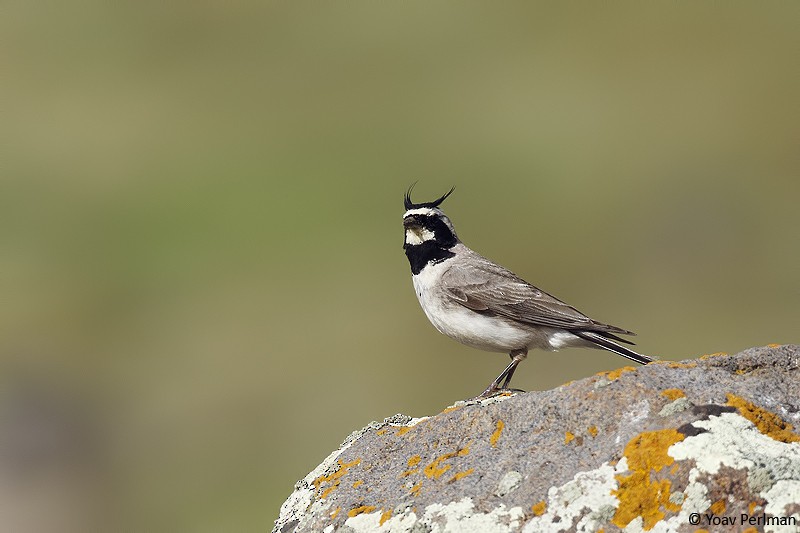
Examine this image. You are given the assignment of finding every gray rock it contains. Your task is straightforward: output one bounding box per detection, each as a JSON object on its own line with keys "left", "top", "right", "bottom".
{"left": 273, "top": 345, "right": 800, "bottom": 533}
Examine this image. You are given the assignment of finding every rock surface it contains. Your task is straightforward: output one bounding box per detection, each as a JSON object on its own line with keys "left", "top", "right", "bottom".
{"left": 273, "top": 345, "right": 800, "bottom": 533}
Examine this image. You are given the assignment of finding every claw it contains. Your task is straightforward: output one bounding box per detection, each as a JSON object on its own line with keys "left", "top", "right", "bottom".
{"left": 471, "top": 386, "right": 525, "bottom": 401}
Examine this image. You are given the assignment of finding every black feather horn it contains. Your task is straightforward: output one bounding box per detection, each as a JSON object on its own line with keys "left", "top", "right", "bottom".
{"left": 404, "top": 183, "right": 455, "bottom": 211}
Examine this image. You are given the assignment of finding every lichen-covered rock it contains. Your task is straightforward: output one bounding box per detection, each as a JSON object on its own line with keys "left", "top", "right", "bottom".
{"left": 273, "top": 345, "right": 800, "bottom": 533}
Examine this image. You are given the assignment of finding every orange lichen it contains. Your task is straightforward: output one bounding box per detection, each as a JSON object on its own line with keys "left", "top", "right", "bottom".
{"left": 490, "top": 420, "right": 505, "bottom": 448}
{"left": 379, "top": 509, "right": 393, "bottom": 525}
{"left": 699, "top": 352, "right": 728, "bottom": 360}
{"left": 612, "top": 429, "right": 685, "bottom": 530}
{"left": 441, "top": 405, "right": 461, "bottom": 414}
{"left": 726, "top": 394, "right": 800, "bottom": 443}
{"left": 423, "top": 446, "right": 469, "bottom": 479}
{"left": 748, "top": 501, "right": 758, "bottom": 515}
{"left": 399, "top": 455, "right": 421, "bottom": 478}
{"left": 767, "top": 343, "right": 781, "bottom": 348}
{"left": 313, "top": 458, "right": 362, "bottom": 499}
{"left": 743, "top": 528, "right": 759, "bottom": 533}
{"left": 424, "top": 453, "right": 456, "bottom": 478}
{"left": 588, "top": 425, "right": 599, "bottom": 437}
{"left": 396, "top": 426, "right": 412, "bottom": 436}
{"left": 348, "top": 505, "right": 377, "bottom": 518}
{"left": 667, "top": 361, "right": 697, "bottom": 369}
{"left": 601, "top": 366, "right": 637, "bottom": 381}
{"left": 624, "top": 429, "right": 683, "bottom": 473}
{"left": 376, "top": 428, "right": 387, "bottom": 436}
{"left": 660, "top": 389, "right": 686, "bottom": 401}
{"left": 450, "top": 468, "right": 474, "bottom": 482}
{"left": 409, "top": 481, "right": 422, "bottom": 496}
{"left": 330, "top": 507, "right": 340, "bottom": 519}
{"left": 565, "top": 431, "right": 575, "bottom": 444}
{"left": 710, "top": 499, "right": 726, "bottom": 515}
{"left": 531, "top": 501, "right": 547, "bottom": 516}
{"left": 352, "top": 480, "right": 363, "bottom": 488}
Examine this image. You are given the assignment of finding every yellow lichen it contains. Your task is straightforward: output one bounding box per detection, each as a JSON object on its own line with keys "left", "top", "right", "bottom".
{"left": 330, "top": 507, "right": 340, "bottom": 519}
{"left": 399, "top": 455, "right": 421, "bottom": 478}
{"left": 726, "top": 394, "right": 800, "bottom": 443}
{"left": 602, "top": 366, "right": 637, "bottom": 381}
{"left": 424, "top": 452, "right": 456, "bottom": 478}
{"left": 748, "top": 501, "right": 759, "bottom": 515}
{"left": 709, "top": 499, "right": 726, "bottom": 515}
{"left": 450, "top": 468, "right": 474, "bottom": 482}
{"left": 441, "top": 405, "right": 461, "bottom": 414}
{"left": 612, "top": 429, "right": 685, "bottom": 530}
{"left": 588, "top": 425, "right": 599, "bottom": 437}
{"left": 423, "top": 446, "right": 469, "bottom": 479}
{"left": 347, "top": 505, "right": 377, "bottom": 518}
{"left": 667, "top": 361, "right": 697, "bottom": 369}
{"left": 379, "top": 509, "right": 392, "bottom": 525}
{"left": 313, "top": 458, "right": 362, "bottom": 499}
{"left": 352, "top": 480, "right": 363, "bottom": 488}
{"left": 409, "top": 481, "right": 422, "bottom": 497}
{"left": 767, "top": 343, "right": 781, "bottom": 348}
{"left": 490, "top": 420, "right": 505, "bottom": 448}
{"left": 625, "top": 429, "right": 683, "bottom": 472}
{"left": 660, "top": 389, "right": 686, "bottom": 401}
{"left": 699, "top": 352, "right": 728, "bottom": 360}
{"left": 743, "top": 528, "right": 759, "bottom": 533}
{"left": 565, "top": 431, "right": 575, "bottom": 444}
{"left": 396, "top": 426, "right": 412, "bottom": 436}
{"left": 376, "top": 428, "right": 387, "bottom": 436}
{"left": 531, "top": 501, "right": 546, "bottom": 516}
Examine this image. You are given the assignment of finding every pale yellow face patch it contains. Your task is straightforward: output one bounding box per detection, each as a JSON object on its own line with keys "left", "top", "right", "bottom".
{"left": 405, "top": 226, "right": 436, "bottom": 245}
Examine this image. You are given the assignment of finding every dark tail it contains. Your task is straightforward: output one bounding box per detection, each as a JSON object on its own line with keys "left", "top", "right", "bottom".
{"left": 572, "top": 330, "right": 654, "bottom": 365}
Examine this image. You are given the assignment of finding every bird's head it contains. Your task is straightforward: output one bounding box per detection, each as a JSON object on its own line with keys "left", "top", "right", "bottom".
{"left": 402, "top": 185, "right": 459, "bottom": 250}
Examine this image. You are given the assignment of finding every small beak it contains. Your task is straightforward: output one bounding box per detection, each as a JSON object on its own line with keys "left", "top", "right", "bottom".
{"left": 403, "top": 215, "right": 419, "bottom": 228}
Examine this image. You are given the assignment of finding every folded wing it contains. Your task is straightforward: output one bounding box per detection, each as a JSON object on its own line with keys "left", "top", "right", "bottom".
{"left": 441, "top": 257, "right": 635, "bottom": 339}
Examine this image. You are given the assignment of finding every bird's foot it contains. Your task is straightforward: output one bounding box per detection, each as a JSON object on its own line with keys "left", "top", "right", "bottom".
{"left": 471, "top": 386, "right": 525, "bottom": 401}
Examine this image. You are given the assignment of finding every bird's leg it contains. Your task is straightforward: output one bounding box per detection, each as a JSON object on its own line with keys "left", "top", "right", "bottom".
{"left": 476, "top": 350, "right": 528, "bottom": 399}
{"left": 501, "top": 351, "right": 525, "bottom": 389}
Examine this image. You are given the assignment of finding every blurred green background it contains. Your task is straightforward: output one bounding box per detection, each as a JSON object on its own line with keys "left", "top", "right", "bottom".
{"left": 2, "top": 2, "right": 798, "bottom": 531}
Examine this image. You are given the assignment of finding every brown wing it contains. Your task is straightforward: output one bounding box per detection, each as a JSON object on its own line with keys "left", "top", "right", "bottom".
{"left": 441, "top": 254, "right": 633, "bottom": 335}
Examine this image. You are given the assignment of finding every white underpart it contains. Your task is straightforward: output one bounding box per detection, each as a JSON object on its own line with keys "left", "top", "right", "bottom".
{"left": 548, "top": 331, "right": 580, "bottom": 349}
{"left": 412, "top": 257, "right": 558, "bottom": 352}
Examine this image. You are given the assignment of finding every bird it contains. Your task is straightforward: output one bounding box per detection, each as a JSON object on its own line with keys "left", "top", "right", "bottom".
{"left": 402, "top": 185, "right": 653, "bottom": 398}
